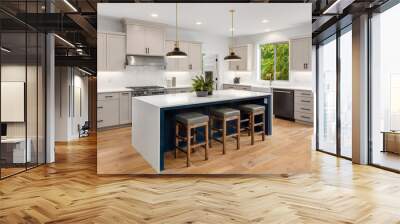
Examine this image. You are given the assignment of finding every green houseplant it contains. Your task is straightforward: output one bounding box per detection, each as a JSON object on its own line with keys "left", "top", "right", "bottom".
{"left": 192, "top": 75, "right": 213, "bottom": 97}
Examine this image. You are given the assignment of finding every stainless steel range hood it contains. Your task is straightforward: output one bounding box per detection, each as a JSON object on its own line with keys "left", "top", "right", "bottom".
{"left": 126, "top": 55, "right": 166, "bottom": 68}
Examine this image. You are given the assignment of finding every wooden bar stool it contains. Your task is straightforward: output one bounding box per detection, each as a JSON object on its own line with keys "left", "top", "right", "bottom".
{"left": 175, "top": 112, "right": 209, "bottom": 167}
{"left": 209, "top": 107, "right": 241, "bottom": 154}
{"left": 238, "top": 104, "right": 265, "bottom": 145}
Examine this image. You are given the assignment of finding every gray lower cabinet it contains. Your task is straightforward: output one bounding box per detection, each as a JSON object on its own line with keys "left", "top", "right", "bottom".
{"left": 222, "top": 84, "right": 251, "bottom": 91}
{"left": 294, "top": 90, "right": 314, "bottom": 124}
{"left": 119, "top": 92, "right": 131, "bottom": 124}
{"left": 98, "top": 91, "right": 132, "bottom": 129}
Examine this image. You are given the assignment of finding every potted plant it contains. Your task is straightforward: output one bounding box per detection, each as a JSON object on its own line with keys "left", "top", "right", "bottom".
{"left": 192, "top": 75, "right": 213, "bottom": 97}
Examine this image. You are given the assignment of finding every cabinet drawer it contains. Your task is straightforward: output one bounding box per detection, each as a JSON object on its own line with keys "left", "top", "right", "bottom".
{"left": 97, "top": 99, "right": 120, "bottom": 128}
{"left": 98, "top": 92, "right": 120, "bottom": 100}
{"left": 295, "top": 104, "right": 313, "bottom": 114}
{"left": 295, "top": 96, "right": 313, "bottom": 107}
{"left": 295, "top": 111, "right": 313, "bottom": 123}
{"left": 295, "top": 90, "right": 313, "bottom": 97}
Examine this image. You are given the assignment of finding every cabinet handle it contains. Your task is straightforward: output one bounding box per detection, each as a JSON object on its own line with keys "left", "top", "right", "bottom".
{"left": 301, "top": 107, "right": 311, "bottom": 111}
{"left": 301, "top": 116, "right": 310, "bottom": 119}
{"left": 301, "top": 93, "right": 311, "bottom": 96}
{"left": 121, "top": 93, "right": 129, "bottom": 95}
{"left": 274, "top": 90, "right": 292, "bottom": 94}
{"left": 97, "top": 106, "right": 103, "bottom": 109}
{"left": 147, "top": 48, "right": 150, "bottom": 54}
{"left": 301, "top": 100, "right": 311, "bottom": 103}
{"left": 105, "top": 95, "right": 113, "bottom": 98}
{"left": 97, "top": 120, "right": 103, "bottom": 123}
{"left": 236, "top": 65, "right": 239, "bottom": 70}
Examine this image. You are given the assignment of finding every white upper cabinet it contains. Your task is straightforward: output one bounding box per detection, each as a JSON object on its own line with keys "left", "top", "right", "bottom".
{"left": 97, "top": 33, "right": 107, "bottom": 71}
{"left": 107, "top": 33, "right": 126, "bottom": 71}
{"left": 97, "top": 32, "right": 126, "bottom": 71}
{"left": 189, "top": 43, "right": 202, "bottom": 71}
{"left": 126, "top": 23, "right": 165, "bottom": 56}
{"left": 228, "top": 45, "right": 252, "bottom": 71}
{"left": 165, "top": 40, "right": 202, "bottom": 72}
{"left": 290, "top": 37, "right": 311, "bottom": 71}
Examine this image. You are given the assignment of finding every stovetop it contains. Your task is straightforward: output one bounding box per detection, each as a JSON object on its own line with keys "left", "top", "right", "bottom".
{"left": 127, "top": 86, "right": 166, "bottom": 96}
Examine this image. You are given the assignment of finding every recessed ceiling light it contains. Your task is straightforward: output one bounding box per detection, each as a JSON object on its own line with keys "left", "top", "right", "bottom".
{"left": 229, "top": 28, "right": 235, "bottom": 31}
{"left": 151, "top": 13, "right": 158, "bottom": 18}
{"left": 196, "top": 21, "right": 202, "bottom": 25}
{"left": 262, "top": 19, "right": 269, "bottom": 23}
{"left": 264, "top": 29, "right": 271, "bottom": 32}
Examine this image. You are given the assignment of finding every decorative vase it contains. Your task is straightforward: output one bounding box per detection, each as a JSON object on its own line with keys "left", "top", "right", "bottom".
{"left": 196, "top": 91, "right": 208, "bottom": 97}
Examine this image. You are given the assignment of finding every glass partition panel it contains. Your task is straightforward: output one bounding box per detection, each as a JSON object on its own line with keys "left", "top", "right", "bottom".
{"left": 371, "top": 3, "right": 400, "bottom": 171}
{"left": 317, "top": 36, "right": 337, "bottom": 154}
{"left": 1, "top": 30, "right": 28, "bottom": 177}
{"left": 340, "top": 28, "right": 352, "bottom": 158}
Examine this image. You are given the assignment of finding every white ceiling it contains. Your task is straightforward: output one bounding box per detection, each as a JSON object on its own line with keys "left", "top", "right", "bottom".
{"left": 98, "top": 3, "right": 311, "bottom": 37}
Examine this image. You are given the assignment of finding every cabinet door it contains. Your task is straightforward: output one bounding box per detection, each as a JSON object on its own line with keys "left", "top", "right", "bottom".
{"left": 119, "top": 92, "right": 131, "bottom": 124}
{"left": 98, "top": 99, "right": 119, "bottom": 127}
{"left": 107, "top": 34, "right": 126, "bottom": 71}
{"left": 229, "top": 46, "right": 247, "bottom": 71}
{"left": 290, "top": 38, "right": 311, "bottom": 71}
{"left": 178, "top": 42, "right": 190, "bottom": 71}
{"left": 165, "top": 40, "right": 179, "bottom": 71}
{"left": 145, "top": 27, "right": 164, "bottom": 56}
{"left": 97, "top": 33, "right": 107, "bottom": 71}
{"left": 189, "top": 43, "right": 202, "bottom": 71}
{"left": 126, "top": 24, "right": 146, "bottom": 55}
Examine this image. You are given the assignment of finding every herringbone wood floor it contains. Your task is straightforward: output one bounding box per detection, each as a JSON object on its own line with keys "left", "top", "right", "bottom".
{"left": 1, "top": 130, "right": 400, "bottom": 223}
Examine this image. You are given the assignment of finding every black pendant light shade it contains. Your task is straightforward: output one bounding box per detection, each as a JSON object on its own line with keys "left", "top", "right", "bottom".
{"left": 166, "top": 3, "right": 187, "bottom": 58}
{"left": 166, "top": 45, "right": 187, "bottom": 58}
{"left": 224, "top": 51, "right": 241, "bottom": 61}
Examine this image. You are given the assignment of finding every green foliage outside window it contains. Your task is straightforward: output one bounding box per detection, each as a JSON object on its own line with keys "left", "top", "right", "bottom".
{"left": 260, "top": 42, "right": 289, "bottom": 81}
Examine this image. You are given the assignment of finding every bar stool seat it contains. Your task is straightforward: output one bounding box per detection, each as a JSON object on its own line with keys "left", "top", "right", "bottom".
{"left": 210, "top": 107, "right": 240, "bottom": 118}
{"left": 176, "top": 112, "right": 209, "bottom": 125}
{"left": 239, "top": 104, "right": 265, "bottom": 145}
{"left": 238, "top": 104, "right": 265, "bottom": 113}
{"left": 175, "top": 112, "right": 209, "bottom": 167}
{"left": 210, "top": 107, "right": 241, "bottom": 154}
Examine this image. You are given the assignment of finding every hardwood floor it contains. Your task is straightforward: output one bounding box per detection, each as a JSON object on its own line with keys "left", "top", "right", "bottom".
{"left": 98, "top": 119, "right": 313, "bottom": 174}
{"left": 1, "top": 132, "right": 400, "bottom": 223}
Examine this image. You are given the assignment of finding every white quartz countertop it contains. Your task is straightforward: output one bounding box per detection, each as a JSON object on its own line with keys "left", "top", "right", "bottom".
{"left": 133, "top": 89, "right": 271, "bottom": 109}
{"left": 223, "top": 83, "right": 313, "bottom": 91}
{"left": 98, "top": 88, "right": 131, "bottom": 93}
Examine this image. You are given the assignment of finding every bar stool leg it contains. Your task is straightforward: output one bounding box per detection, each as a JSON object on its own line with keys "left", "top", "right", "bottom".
{"left": 236, "top": 116, "right": 240, "bottom": 150}
{"left": 251, "top": 113, "right": 255, "bottom": 145}
{"left": 222, "top": 119, "right": 226, "bottom": 154}
{"left": 209, "top": 118, "right": 213, "bottom": 148}
{"left": 186, "top": 125, "right": 191, "bottom": 167}
{"left": 261, "top": 112, "right": 265, "bottom": 141}
{"left": 205, "top": 123, "right": 209, "bottom": 160}
{"left": 248, "top": 114, "right": 251, "bottom": 136}
{"left": 175, "top": 123, "right": 179, "bottom": 158}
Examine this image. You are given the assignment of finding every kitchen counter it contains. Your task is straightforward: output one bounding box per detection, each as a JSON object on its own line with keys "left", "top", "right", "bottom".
{"left": 131, "top": 89, "right": 272, "bottom": 173}
{"left": 134, "top": 89, "right": 271, "bottom": 109}
{"left": 98, "top": 88, "right": 131, "bottom": 93}
{"left": 223, "top": 83, "right": 313, "bottom": 91}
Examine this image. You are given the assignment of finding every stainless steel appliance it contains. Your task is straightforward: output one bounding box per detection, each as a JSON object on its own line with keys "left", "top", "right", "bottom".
{"left": 127, "top": 86, "right": 166, "bottom": 96}
{"left": 273, "top": 88, "right": 294, "bottom": 120}
{"left": 126, "top": 55, "right": 166, "bottom": 68}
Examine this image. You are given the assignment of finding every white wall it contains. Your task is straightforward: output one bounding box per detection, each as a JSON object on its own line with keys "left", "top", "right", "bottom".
{"left": 97, "top": 15, "right": 230, "bottom": 90}
{"left": 55, "top": 67, "right": 89, "bottom": 141}
{"left": 97, "top": 15, "right": 312, "bottom": 90}
{"left": 225, "top": 24, "right": 313, "bottom": 88}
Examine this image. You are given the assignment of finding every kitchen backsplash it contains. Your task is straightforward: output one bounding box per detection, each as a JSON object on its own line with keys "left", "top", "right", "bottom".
{"left": 97, "top": 67, "right": 197, "bottom": 90}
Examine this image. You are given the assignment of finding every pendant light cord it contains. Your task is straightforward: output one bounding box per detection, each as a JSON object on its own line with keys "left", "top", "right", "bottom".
{"left": 175, "top": 3, "right": 179, "bottom": 48}
{"left": 230, "top": 10, "right": 234, "bottom": 53}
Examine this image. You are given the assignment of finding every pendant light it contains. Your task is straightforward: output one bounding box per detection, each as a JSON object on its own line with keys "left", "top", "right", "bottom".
{"left": 166, "top": 3, "right": 187, "bottom": 58}
{"left": 224, "top": 9, "right": 241, "bottom": 61}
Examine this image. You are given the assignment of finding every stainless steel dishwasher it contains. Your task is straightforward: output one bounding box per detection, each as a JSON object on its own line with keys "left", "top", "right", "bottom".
{"left": 273, "top": 88, "right": 294, "bottom": 120}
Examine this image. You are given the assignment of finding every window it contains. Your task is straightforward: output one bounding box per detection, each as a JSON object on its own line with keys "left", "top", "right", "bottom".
{"left": 260, "top": 42, "right": 289, "bottom": 81}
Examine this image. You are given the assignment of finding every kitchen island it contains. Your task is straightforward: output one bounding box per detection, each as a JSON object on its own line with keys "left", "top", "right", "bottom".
{"left": 132, "top": 89, "right": 272, "bottom": 173}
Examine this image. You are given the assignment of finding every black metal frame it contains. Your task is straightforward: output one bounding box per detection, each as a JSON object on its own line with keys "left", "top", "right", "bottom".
{"left": 0, "top": 0, "right": 48, "bottom": 180}
{"left": 315, "top": 23, "right": 353, "bottom": 161}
